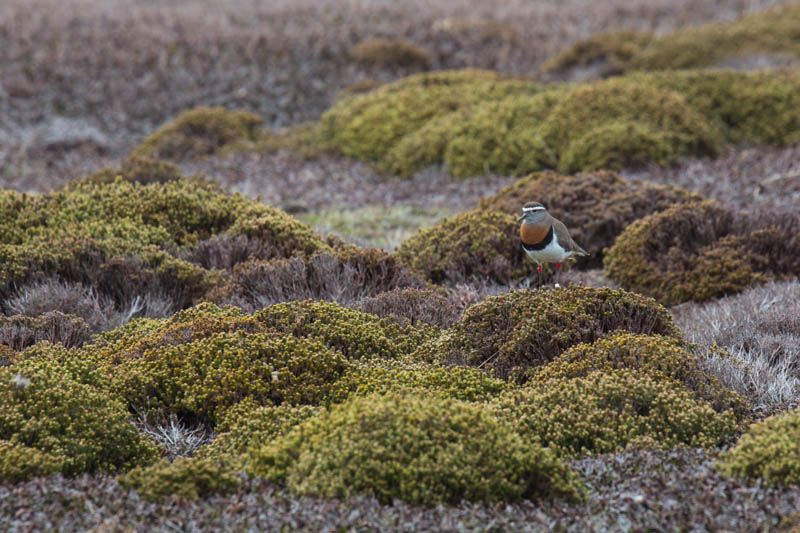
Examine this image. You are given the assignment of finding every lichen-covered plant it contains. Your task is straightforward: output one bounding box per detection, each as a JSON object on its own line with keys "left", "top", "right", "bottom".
{"left": 248, "top": 392, "right": 585, "bottom": 505}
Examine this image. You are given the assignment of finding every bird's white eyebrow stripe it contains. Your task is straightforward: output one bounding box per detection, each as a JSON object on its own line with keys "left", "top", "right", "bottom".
{"left": 522, "top": 206, "right": 545, "bottom": 212}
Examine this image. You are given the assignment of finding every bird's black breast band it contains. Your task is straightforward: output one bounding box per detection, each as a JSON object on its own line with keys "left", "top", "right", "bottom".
{"left": 521, "top": 225, "right": 554, "bottom": 251}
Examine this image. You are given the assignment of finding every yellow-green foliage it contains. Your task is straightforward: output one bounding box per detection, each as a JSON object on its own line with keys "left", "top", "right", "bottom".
{"left": 89, "top": 303, "right": 350, "bottom": 422}
{"left": 254, "top": 300, "right": 438, "bottom": 361}
{"left": 480, "top": 170, "right": 703, "bottom": 266}
{"left": 78, "top": 156, "right": 189, "bottom": 186}
{"left": 320, "top": 68, "right": 800, "bottom": 178}
{"left": 0, "top": 345, "right": 158, "bottom": 480}
{"left": 540, "top": 30, "right": 653, "bottom": 76}
{"left": 201, "top": 402, "right": 320, "bottom": 460}
{"left": 345, "top": 359, "right": 507, "bottom": 402}
{"left": 320, "top": 69, "right": 537, "bottom": 164}
{"left": 351, "top": 38, "right": 432, "bottom": 69}
{"left": 718, "top": 408, "right": 800, "bottom": 487}
{"left": 543, "top": 6, "right": 800, "bottom": 74}
{"left": 395, "top": 208, "right": 536, "bottom": 285}
{"left": 119, "top": 456, "right": 241, "bottom": 502}
{"left": 415, "top": 286, "right": 680, "bottom": 381}
{"left": 534, "top": 332, "right": 747, "bottom": 418}
{"left": 0, "top": 179, "right": 327, "bottom": 302}
{"left": 495, "top": 369, "right": 738, "bottom": 458}
{"left": 132, "top": 107, "right": 263, "bottom": 161}
{"left": 0, "top": 440, "right": 63, "bottom": 482}
{"left": 248, "top": 392, "right": 585, "bottom": 505}
{"left": 604, "top": 200, "right": 800, "bottom": 305}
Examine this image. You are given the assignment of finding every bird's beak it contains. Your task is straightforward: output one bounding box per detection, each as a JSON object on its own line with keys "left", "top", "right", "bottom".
{"left": 518, "top": 215, "right": 525, "bottom": 221}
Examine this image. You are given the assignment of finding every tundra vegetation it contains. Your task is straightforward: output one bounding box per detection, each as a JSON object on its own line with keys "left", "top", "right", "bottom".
{"left": 2, "top": 1, "right": 800, "bottom": 531}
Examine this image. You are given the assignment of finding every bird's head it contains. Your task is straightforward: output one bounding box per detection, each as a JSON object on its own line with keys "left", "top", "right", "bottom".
{"left": 519, "top": 201, "right": 547, "bottom": 222}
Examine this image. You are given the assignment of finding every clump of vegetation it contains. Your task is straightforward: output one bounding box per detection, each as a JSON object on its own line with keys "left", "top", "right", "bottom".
{"left": 319, "top": 68, "right": 800, "bottom": 178}
{"left": 77, "top": 156, "right": 193, "bottom": 186}
{"left": 254, "top": 300, "right": 438, "bottom": 361}
{"left": 248, "top": 392, "right": 585, "bottom": 505}
{"left": 542, "top": 6, "right": 800, "bottom": 75}
{"left": 480, "top": 170, "right": 703, "bottom": 267}
{"left": 395, "top": 208, "right": 536, "bottom": 285}
{"left": 226, "top": 247, "right": 427, "bottom": 311}
{"left": 718, "top": 407, "right": 800, "bottom": 487}
{"left": 358, "top": 287, "right": 460, "bottom": 328}
{"left": 604, "top": 201, "right": 800, "bottom": 305}
{"left": 90, "top": 303, "right": 351, "bottom": 422}
{"left": 119, "top": 456, "right": 241, "bottom": 502}
{"left": 351, "top": 38, "right": 432, "bottom": 70}
{"left": 494, "top": 369, "right": 739, "bottom": 458}
{"left": 414, "top": 286, "right": 679, "bottom": 381}
{"left": 0, "top": 345, "right": 159, "bottom": 480}
{"left": 0, "top": 179, "right": 328, "bottom": 312}
{"left": 0, "top": 312, "right": 91, "bottom": 351}
{"left": 534, "top": 332, "right": 747, "bottom": 418}
{"left": 132, "top": 107, "right": 263, "bottom": 161}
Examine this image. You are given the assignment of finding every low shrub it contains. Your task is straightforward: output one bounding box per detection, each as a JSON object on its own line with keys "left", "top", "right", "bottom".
{"left": 118, "top": 456, "right": 241, "bottom": 502}
{"left": 480, "top": 170, "right": 702, "bottom": 267}
{"left": 540, "top": 30, "right": 653, "bottom": 78}
{"left": 0, "top": 440, "right": 63, "bottom": 482}
{"left": 414, "top": 286, "right": 679, "bottom": 381}
{"left": 0, "top": 347, "right": 159, "bottom": 480}
{"left": 132, "top": 107, "right": 263, "bottom": 161}
{"left": 718, "top": 407, "right": 800, "bottom": 487}
{"left": 395, "top": 208, "right": 537, "bottom": 285}
{"left": 604, "top": 201, "right": 800, "bottom": 305}
{"left": 0, "top": 312, "right": 91, "bottom": 351}
{"left": 495, "top": 369, "right": 739, "bottom": 458}
{"left": 351, "top": 38, "right": 432, "bottom": 70}
{"left": 78, "top": 156, "right": 197, "bottom": 186}
{"left": 90, "top": 303, "right": 351, "bottom": 422}
{"left": 534, "top": 332, "right": 747, "bottom": 418}
{"left": 254, "top": 300, "right": 438, "bottom": 361}
{"left": 248, "top": 392, "right": 585, "bottom": 505}
{"left": 358, "top": 287, "right": 460, "bottom": 328}
{"left": 226, "top": 247, "right": 426, "bottom": 311}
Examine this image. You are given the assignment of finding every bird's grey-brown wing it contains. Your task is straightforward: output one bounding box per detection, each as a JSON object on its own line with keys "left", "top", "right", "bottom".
{"left": 552, "top": 218, "right": 588, "bottom": 255}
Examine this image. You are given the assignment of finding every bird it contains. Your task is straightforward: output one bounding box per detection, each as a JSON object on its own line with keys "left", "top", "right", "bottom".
{"left": 519, "top": 201, "right": 588, "bottom": 272}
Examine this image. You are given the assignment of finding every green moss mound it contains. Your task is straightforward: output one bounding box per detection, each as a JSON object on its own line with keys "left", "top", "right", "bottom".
{"left": 395, "top": 208, "right": 536, "bottom": 285}
{"left": 415, "top": 286, "right": 679, "bottom": 381}
{"left": 320, "top": 68, "right": 800, "bottom": 178}
{"left": 79, "top": 156, "right": 193, "bottom": 186}
{"left": 248, "top": 392, "right": 585, "bottom": 505}
{"left": 132, "top": 107, "right": 263, "bottom": 161}
{"left": 534, "top": 332, "right": 747, "bottom": 418}
{"left": 119, "top": 456, "right": 241, "bottom": 502}
{"left": 0, "top": 179, "right": 328, "bottom": 306}
{"left": 0, "top": 345, "right": 158, "bottom": 480}
{"left": 89, "top": 303, "right": 350, "bottom": 422}
{"left": 604, "top": 201, "right": 800, "bottom": 305}
{"left": 718, "top": 407, "right": 800, "bottom": 487}
{"left": 480, "top": 170, "right": 703, "bottom": 267}
{"left": 254, "top": 299, "right": 438, "bottom": 361}
{"left": 351, "top": 38, "right": 432, "bottom": 70}
{"left": 495, "top": 369, "right": 738, "bottom": 458}
{"left": 543, "top": 6, "right": 800, "bottom": 75}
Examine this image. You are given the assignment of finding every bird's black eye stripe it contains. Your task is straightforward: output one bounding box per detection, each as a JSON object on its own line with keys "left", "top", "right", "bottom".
{"left": 521, "top": 225, "right": 553, "bottom": 251}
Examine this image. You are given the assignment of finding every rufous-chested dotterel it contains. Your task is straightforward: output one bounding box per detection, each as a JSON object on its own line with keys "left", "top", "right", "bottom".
{"left": 519, "top": 201, "right": 588, "bottom": 271}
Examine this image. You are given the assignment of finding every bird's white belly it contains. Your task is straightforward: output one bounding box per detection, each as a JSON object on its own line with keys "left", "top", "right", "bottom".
{"left": 526, "top": 232, "right": 568, "bottom": 263}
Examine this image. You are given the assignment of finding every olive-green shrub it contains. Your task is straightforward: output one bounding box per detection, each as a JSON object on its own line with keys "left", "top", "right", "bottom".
{"left": 0, "top": 345, "right": 158, "bottom": 480}
{"left": 415, "top": 286, "right": 679, "bottom": 381}
{"left": 119, "top": 456, "right": 241, "bottom": 502}
{"left": 718, "top": 407, "right": 800, "bottom": 487}
{"left": 480, "top": 170, "right": 703, "bottom": 267}
{"left": 351, "top": 38, "right": 432, "bottom": 70}
{"left": 395, "top": 208, "right": 537, "bottom": 285}
{"left": 248, "top": 392, "right": 585, "bottom": 505}
{"left": 534, "top": 332, "right": 747, "bottom": 418}
{"left": 132, "top": 107, "right": 263, "bottom": 161}
{"left": 604, "top": 201, "right": 800, "bottom": 305}
{"left": 495, "top": 369, "right": 738, "bottom": 458}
